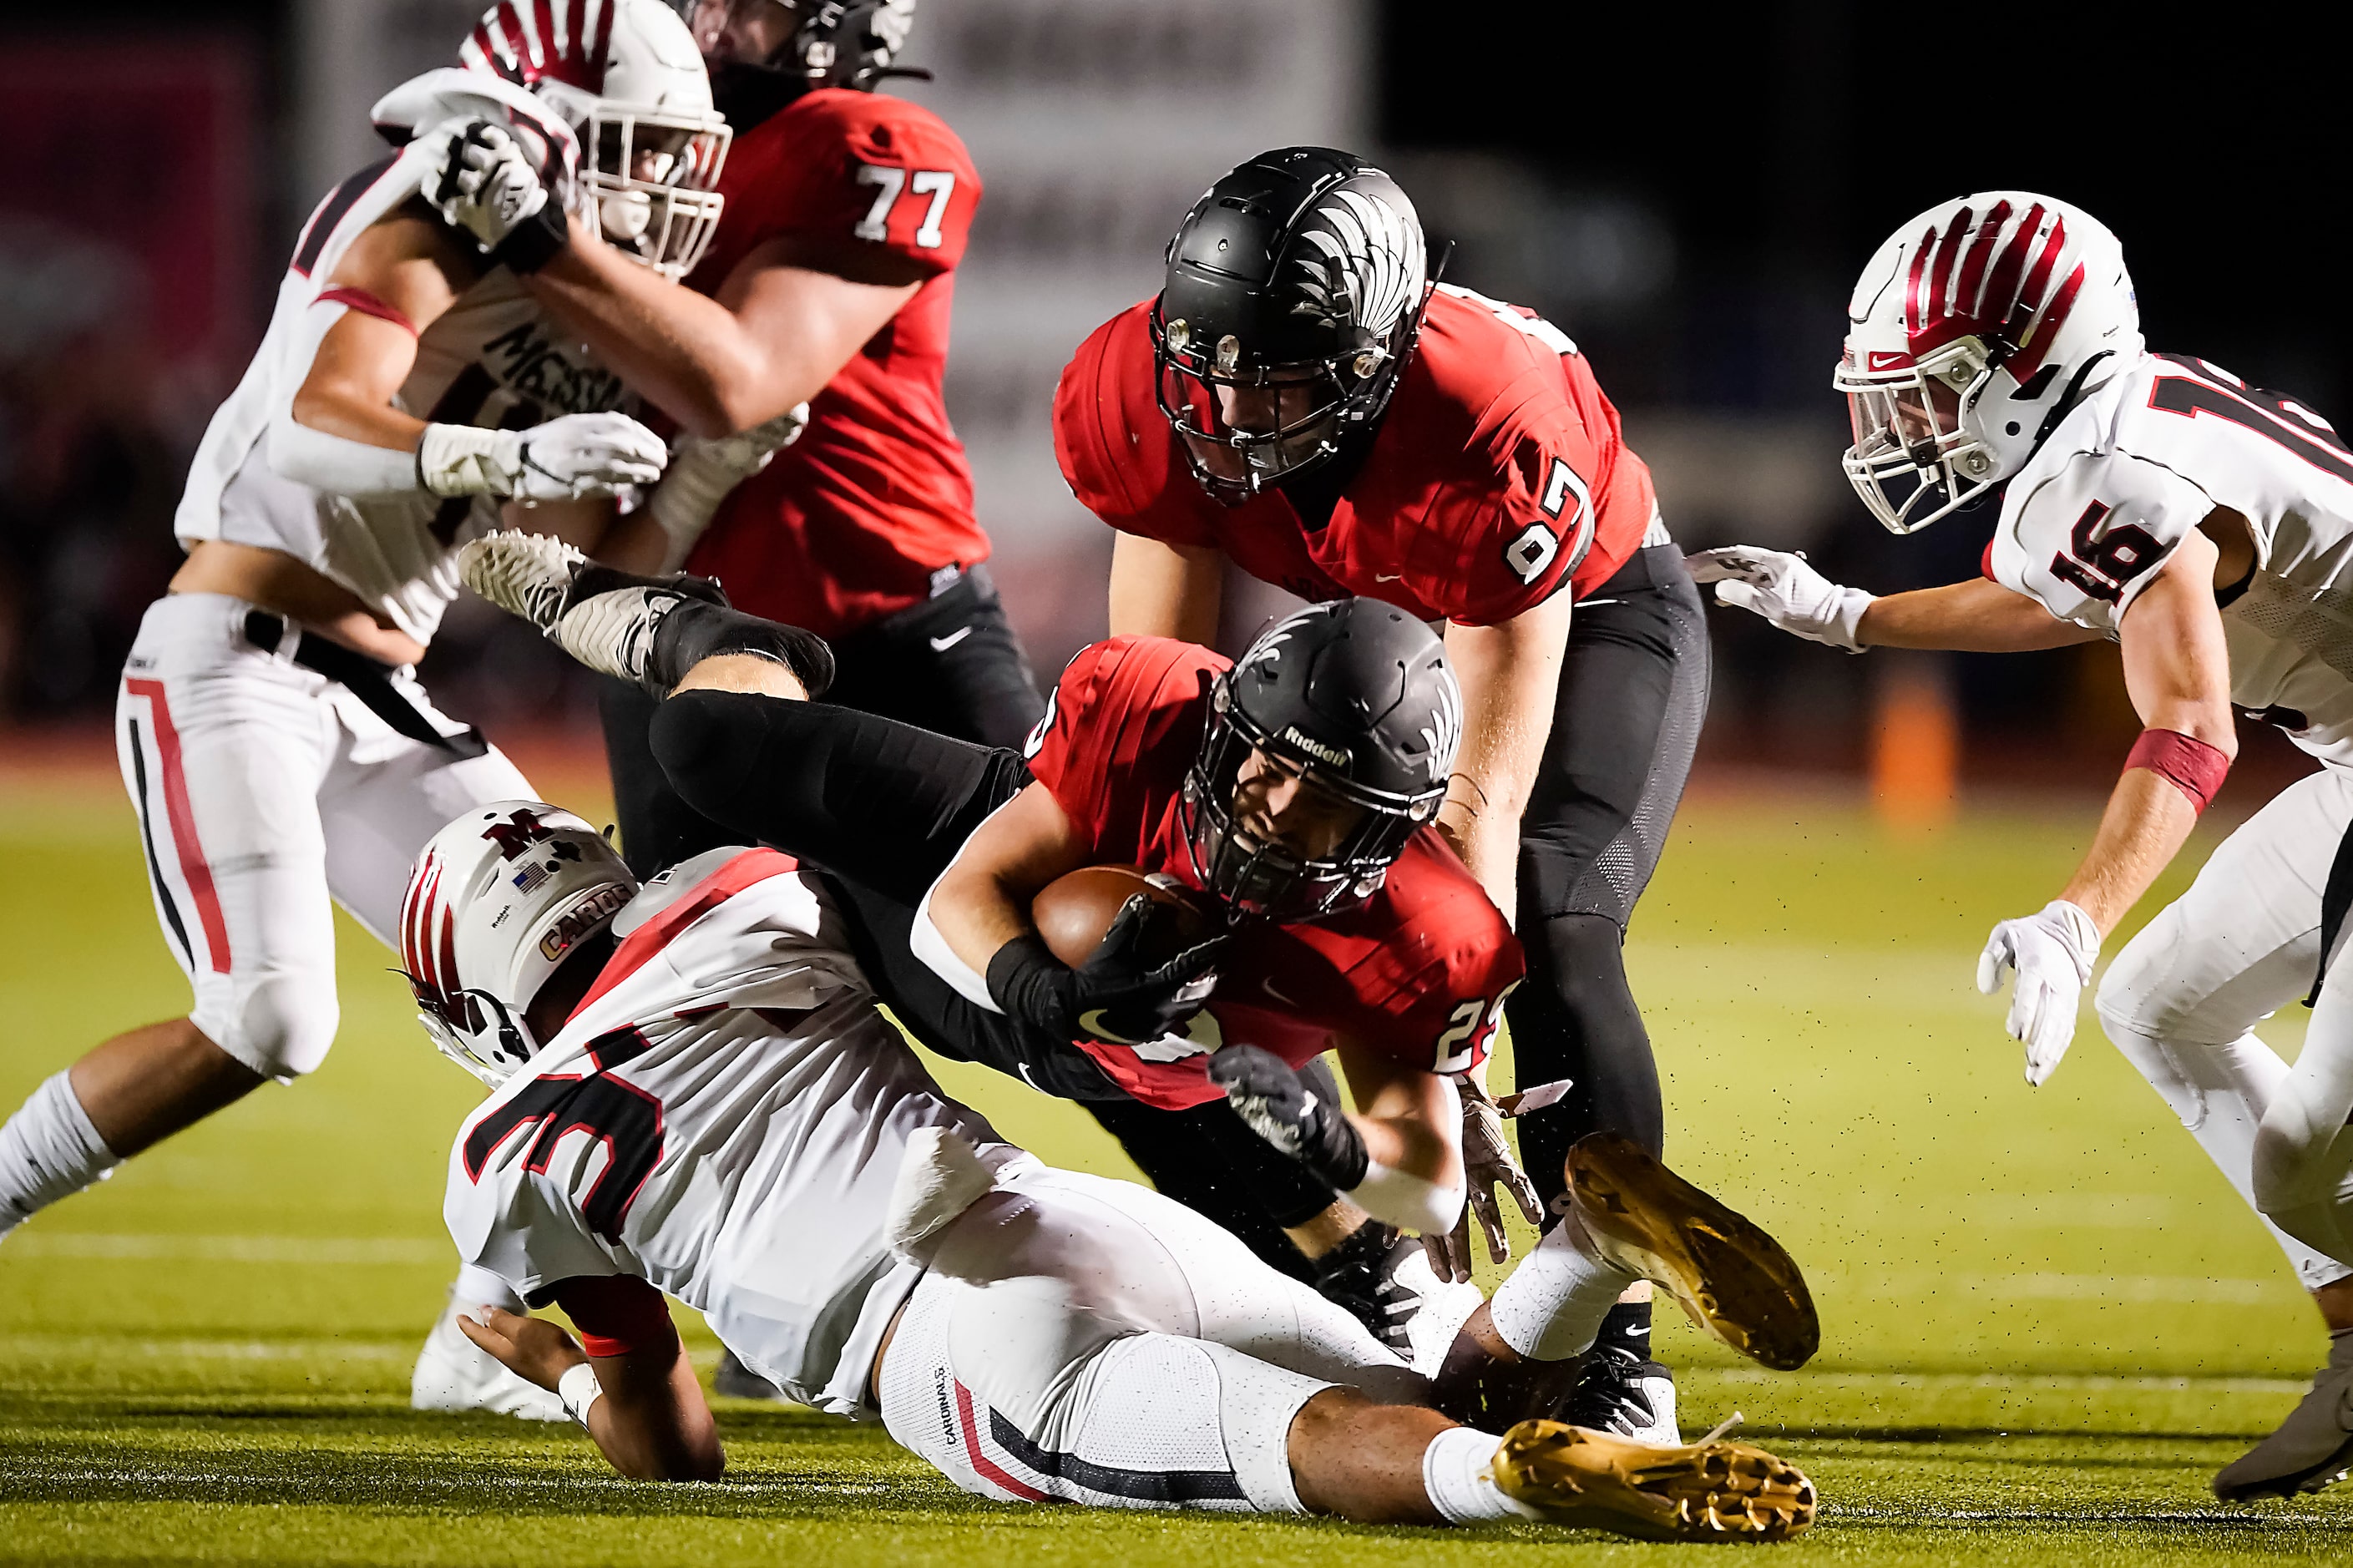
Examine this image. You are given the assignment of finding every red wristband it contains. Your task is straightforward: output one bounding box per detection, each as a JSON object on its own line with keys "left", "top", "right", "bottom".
{"left": 2124, "top": 728, "right": 2230, "bottom": 813}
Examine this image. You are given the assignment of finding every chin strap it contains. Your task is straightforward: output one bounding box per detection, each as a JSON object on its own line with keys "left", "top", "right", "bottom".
{"left": 2029, "top": 349, "right": 2116, "bottom": 450}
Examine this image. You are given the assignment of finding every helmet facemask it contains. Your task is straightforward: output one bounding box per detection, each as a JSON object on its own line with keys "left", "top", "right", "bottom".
{"left": 1152, "top": 306, "right": 1407, "bottom": 502}
{"left": 540, "top": 82, "right": 731, "bottom": 279}
{"left": 1181, "top": 678, "right": 1442, "bottom": 922}
{"left": 1835, "top": 338, "right": 1999, "bottom": 534}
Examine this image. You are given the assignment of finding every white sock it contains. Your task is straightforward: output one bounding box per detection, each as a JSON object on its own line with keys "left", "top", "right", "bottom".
{"left": 453, "top": 1262, "right": 527, "bottom": 1314}
{"left": 1422, "top": 1425, "right": 1541, "bottom": 1523}
{"left": 1486, "top": 1216, "right": 1635, "bottom": 1360}
{"left": 0, "top": 1071, "right": 120, "bottom": 1231}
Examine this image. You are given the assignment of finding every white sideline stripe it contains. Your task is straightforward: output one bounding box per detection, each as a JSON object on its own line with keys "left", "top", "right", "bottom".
{"left": 1811, "top": 1269, "right": 2284, "bottom": 1306}
{"left": 0, "top": 1334, "right": 412, "bottom": 1361}
{"left": 7, "top": 1233, "right": 448, "bottom": 1265}
{"left": 1703, "top": 1368, "right": 2309, "bottom": 1397}
{"left": 1824, "top": 1504, "right": 2349, "bottom": 1525}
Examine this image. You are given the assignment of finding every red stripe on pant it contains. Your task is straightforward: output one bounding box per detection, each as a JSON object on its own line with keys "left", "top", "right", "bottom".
{"left": 954, "top": 1382, "right": 1051, "bottom": 1502}
{"left": 124, "top": 678, "right": 232, "bottom": 974}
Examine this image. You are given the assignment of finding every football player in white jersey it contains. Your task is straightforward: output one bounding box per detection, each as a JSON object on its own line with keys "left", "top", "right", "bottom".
{"left": 1687, "top": 191, "right": 2353, "bottom": 1500}
{"left": 406, "top": 796, "right": 1818, "bottom": 1540}
{"left": 0, "top": 0, "right": 762, "bottom": 1421}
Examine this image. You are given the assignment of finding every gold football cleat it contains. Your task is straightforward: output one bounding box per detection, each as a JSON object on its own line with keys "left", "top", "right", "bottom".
{"left": 1490, "top": 1419, "right": 1817, "bottom": 1542}
{"left": 1565, "top": 1131, "right": 1820, "bottom": 1372}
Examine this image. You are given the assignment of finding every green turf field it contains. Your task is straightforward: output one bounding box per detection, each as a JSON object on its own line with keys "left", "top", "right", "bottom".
{"left": 3, "top": 764, "right": 2350, "bottom": 1564}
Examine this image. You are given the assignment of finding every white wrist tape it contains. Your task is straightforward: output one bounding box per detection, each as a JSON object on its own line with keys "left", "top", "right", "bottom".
{"left": 557, "top": 1360, "right": 603, "bottom": 1431}
{"left": 417, "top": 423, "right": 528, "bottom": 498}
{"left": 910, "top": 883, "right": 1004, "bottom": 1014}
{"left": 1827, "top": 585, "right": 1875, "bottom": 653}
{"left": 1346, "top": 1158, "right": 1464, "bottom": 1237}
{"left": 266, "top": 412, "right": 428, "bottom": 498}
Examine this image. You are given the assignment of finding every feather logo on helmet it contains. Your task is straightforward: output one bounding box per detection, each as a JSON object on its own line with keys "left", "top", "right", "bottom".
{"left": 1417, "top": 665, "right": 1464, "bottom": 785}
{"left": 1287, "top": 186, "right": 1424, "bottom": 336}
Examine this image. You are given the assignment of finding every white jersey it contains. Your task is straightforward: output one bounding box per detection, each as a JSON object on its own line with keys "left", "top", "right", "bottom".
{"left": 1988, "top": 351, "right": 2353, "bottom": 766}
{"left": 443, "top": 846, "right": 1015, "bottom": 1415}
{"left": 175, "top": 73, "right": 627, "bottom": 645}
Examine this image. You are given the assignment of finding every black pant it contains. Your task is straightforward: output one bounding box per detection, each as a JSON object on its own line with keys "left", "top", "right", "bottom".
{"left": 645, "top": 690, "right": 1335, "bottom": 1272}
{"left": 601, "top": 564, "right": 1043, "bottom": 879}
{"left": 1507, "top": 544, "right": 1710, "bottom": 1212}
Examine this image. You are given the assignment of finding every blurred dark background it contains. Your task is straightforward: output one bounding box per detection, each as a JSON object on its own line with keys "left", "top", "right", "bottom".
{"left": 0, "top": 0, "right": 2334, "bottom": 797}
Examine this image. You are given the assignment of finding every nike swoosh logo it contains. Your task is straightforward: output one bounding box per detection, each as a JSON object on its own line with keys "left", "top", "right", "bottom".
{"left": 1261, "top": 979, "right": 1298, "bottom": 1007}
{"left": 929, "top": 626, "right": 974, "bottom": 652}
{"left": 1374, "top": 574, "right": 1403, "bottom": 584}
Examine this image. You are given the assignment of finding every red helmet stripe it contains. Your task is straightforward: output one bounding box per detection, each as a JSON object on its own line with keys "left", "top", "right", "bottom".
{"left": 1949, "top": 200, "right": 2011, "bottom": 325}
{"left": 2016, "top": 214, "right": 2067, "bottom": 325}
{"left": 437, "top": 902, "right": 463, "bottom": 1009}
{"left": 588, "top": 0, "right": 617, "bottom": 89}
{"left": 1979, "top": 202, "right": 2043, "bottom": 345}
{"left": 1922, "top": 206, "right": 1972, "bottom": 325}
{"left": 1903, "top": 223, "right": 1937, "bottom": 339}
{"left": 535, "top": 0, "right": 562, "bottom": 77}
{"left": 2011, "top": 260, "right": 2085, "bottom": 377}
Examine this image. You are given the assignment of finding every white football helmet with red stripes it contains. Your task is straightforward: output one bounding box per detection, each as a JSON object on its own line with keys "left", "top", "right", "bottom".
{"left": 1836, "top": 193, "right": 2143, "bottom": 534}
{"left": 400, "top": 801, "right": 637, "bottom": 1085}
{"left": 459, "top": 0, "right": 731, "bottom": 278}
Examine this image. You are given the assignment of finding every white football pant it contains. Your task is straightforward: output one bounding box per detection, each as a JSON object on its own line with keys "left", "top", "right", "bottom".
{"left": 2095, "top": 766, "right": 2353, "bottom": 1289}
{"left": 114, "top": 592, "right": 530, "bottom": 1079}
{"left": 878, "top": 1165, "right": 1422, "bottom": 1514}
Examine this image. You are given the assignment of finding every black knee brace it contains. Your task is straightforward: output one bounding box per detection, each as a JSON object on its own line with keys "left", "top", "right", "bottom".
{"left": 647, "top": 599, "right": 836, "bottom": 700}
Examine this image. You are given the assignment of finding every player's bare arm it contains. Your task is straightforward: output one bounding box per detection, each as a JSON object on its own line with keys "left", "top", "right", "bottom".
{"left": 923, "top": 781, "right": 1094, "bottom": 979}
{"left": 1439, "top": 597, "right": 1575, "bottom": 919}
{"left": 1107, "top": 533, "right": 1225, "bottom": 645}
{"left": 1860, "top": 578, "right": 2106, "bottom": 650}
{"left": 1334, "top": 1038, "right": 1468, "bottom": 1222}
{"left": 529, "top": 222, "right": 923, "bottom": 438}
{"left": 286, "top": 206, "right": 478, "bottom": 453}
{"left": 459, "top": 1282, "right": 722, "bottom": 1482}
{"left": 2054, "top": 526, "right": 2237, "bottom": 933}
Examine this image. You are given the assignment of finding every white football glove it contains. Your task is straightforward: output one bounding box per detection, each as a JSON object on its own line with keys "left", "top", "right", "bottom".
{"left": 1685, "top": 545, "right": 1875, "bottom": 653}
{"left": 424, "top": 118, "right": 567, "bottom": 270}
{"left": 647, "top": 405, "right": 812, "bottom": 569}
{"left": 419, "top": 412, "right": 668, "bottom": 503}
{"left": 1976, "top": 899, "right": 2100, "bottom": 1086}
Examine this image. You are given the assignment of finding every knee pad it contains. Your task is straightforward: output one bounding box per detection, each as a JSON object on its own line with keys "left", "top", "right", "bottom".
{"left": 211, "top": 972, "right": 340, "bottom": 1081}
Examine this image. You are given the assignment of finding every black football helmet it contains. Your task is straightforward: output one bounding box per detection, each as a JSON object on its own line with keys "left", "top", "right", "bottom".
{"left": 1152, "top": 147, "right": 1431, "bottom": 503}
{"left": 1184, "top": 599, "right": 1461, "bottom": 922}
{"left": 682, "top": 0, "right": 922, "bottom": 129}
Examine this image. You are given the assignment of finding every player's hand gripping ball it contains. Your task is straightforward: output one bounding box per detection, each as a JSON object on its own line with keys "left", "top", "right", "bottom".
{"left": 1007, "top": 866, "right": 1226, "bottom": 1045}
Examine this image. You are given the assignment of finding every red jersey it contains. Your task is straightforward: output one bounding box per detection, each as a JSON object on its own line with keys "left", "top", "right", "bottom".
{"left": 1054, "top": 284, "right": 1657, "bottom": 625}
{"left": 1022, "top": 636, "right": 1521, "bottom": 1110}
{"left": 684, "top": 89, "right": 990, "bottom": 638}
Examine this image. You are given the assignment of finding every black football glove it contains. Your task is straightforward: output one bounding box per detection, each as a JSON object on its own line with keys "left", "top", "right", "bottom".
{"left": 987, "top": 893, "right": 1227, "bottom": 1046}
{"left": 1208, "top": 1044, "right": 1370, "bottom": 1191}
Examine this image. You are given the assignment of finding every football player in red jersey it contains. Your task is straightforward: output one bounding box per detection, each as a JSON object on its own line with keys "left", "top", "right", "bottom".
{"left": 426, "top": 0, "right": 1042, "bottom": 878}
{"left": 1053, "top": 148, "right": 1710, "bottom": 1439}
{"left": 454, "top": 530, "right": 1819, "bottom": 1406}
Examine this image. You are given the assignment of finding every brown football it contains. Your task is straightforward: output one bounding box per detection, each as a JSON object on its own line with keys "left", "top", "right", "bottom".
{"left": 1031, "top": 864, "right": 1214, "bottom": 967}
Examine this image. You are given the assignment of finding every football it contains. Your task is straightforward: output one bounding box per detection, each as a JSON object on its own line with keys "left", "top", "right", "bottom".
{"left": 1030, "top": 864, "right": 1215, "bottom": 967}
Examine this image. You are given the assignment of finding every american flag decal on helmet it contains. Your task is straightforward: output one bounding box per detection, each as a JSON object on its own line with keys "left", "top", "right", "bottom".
{"left": 459, "top": 0, "right": 617, "bottom": 94}
{"left": 1904, "top": 200, "right": 2083, "bottom": 376}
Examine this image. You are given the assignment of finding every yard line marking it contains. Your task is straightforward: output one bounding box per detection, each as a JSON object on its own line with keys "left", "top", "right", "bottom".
{"left": 1699, "top": 1368, "right": 2310, "bottom": 1397}
{"left": 0, "top": 1334, "right": 412, "bottom": 1361}
{"left": 1806, "top": 1269, "right": 2285, "bottom": 1306}
{"left": 4, "top": 1233, "right": 448, "bottom": 1265}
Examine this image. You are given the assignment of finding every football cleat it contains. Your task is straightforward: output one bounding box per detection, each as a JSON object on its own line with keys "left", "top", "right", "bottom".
{"left": 2214, "top": 1334, "right": 2353, "bottom": 1500}
{"left": 1489, "top": 1418, "right": 1816, "bottom": 1542}
{"left": 458, "top": 530, "right": 725, "bottom": 689}
{"left": 411, "top": 1292, "right": 567, "bottom": 1422}
{"left": 1565, "top": 1132, "right": 1819, "bottom": 1372}
{"left": 1563, "top": 1347, "right": 1682, "bottom": 1446}
{"left": 1313, "top": 1223, "right": 1480, "bottom": 1369}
